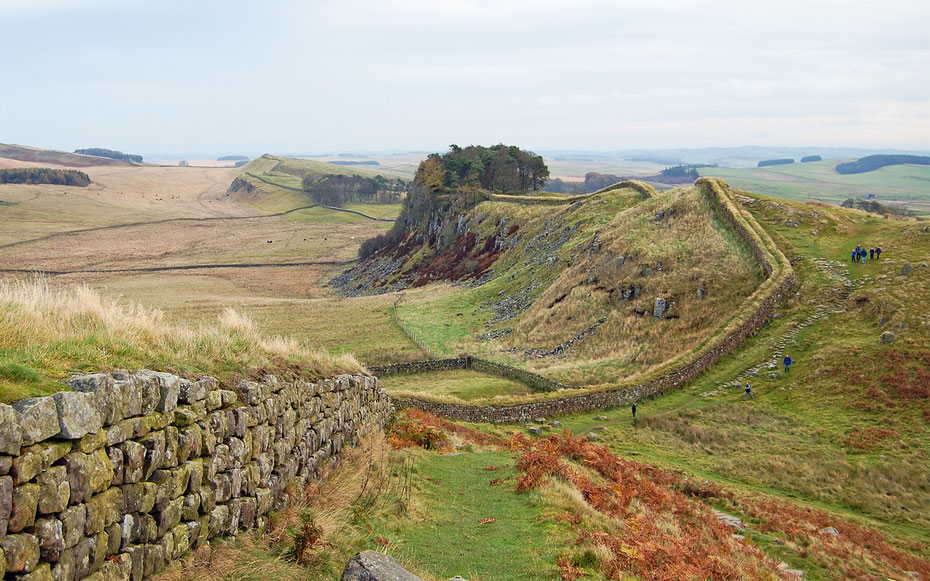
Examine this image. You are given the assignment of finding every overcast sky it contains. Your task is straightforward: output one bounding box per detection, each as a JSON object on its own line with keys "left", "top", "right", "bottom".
{"left": 1, "top": 0, "right": 928, "bottom": 155}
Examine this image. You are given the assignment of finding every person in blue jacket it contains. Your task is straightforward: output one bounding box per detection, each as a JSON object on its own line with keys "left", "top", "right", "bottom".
{"left": 631, "top": 401, "right": 637, "bottom": 420}
{"left": 784, "top": 355, "right": 792, "bottom": 372}
{"left": 744, "top": 382, "right": 754, "bottom": 400}
{"left": 851, "top": 249, "right": 857, "bottom": 262}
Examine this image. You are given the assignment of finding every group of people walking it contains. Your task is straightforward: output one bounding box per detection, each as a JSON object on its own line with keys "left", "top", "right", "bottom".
{"left": 851, "top": 244, "right": 881, "bottom": 264}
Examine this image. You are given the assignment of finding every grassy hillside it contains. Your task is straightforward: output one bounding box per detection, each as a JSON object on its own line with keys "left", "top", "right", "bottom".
{"left": 0, "top": 143, "right": 135, "bottom": 167}
{"left": 355, "top": 183, "right": 762, "bottom": 391}
{"left": 231, "top": 154, "right": 404, "bottom": 214}
{"left": 698, "top": 160, "right": 930, "bottom": 214}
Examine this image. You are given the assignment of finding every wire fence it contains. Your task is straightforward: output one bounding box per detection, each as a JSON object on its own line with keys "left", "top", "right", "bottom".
{"left": 392, "top": 294, "right": 438, "bottom": 358}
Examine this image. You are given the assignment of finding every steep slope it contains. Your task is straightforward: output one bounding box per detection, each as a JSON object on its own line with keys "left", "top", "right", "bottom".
{"left": 337, "top": 153, "right": 765, "bottom": 388}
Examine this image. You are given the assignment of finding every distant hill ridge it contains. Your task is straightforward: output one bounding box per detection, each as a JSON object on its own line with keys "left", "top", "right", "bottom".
{"left": 835, "top": 154, "right": 930, "bottom": 174}
{"left": 74, "top": 147, "right": 143, "bottom": 163}
{"left": 0, "top": 143, "right": 134, "bottom": 167}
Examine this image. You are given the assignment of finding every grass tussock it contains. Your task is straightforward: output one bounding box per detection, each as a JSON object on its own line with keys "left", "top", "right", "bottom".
{"left": 0, "top": 277, "right": 361, "bottom": 402}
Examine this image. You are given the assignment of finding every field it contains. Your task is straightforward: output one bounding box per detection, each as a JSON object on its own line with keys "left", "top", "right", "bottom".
{"left": 0, "top": 152, "right": 419, "bottom": 395}
{"left": 698, "top": 160, "right": 930, "bottom": 214}
{"left": 380, "top": 369, "right": 533, "bottom": 400}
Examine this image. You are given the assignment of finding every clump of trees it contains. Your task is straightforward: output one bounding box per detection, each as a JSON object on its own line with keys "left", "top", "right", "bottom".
{"left": 302, "top": 174, "right": 409, "bottom": 206}
{"left": 800, "top": 155, "right": 822, "bottom": 163}
{"left": 660, "top": 165, "right": 700, "bottom": 180}
{"left": 74, "top": 148, "right": 143, "bottom": 163}
{"left": 0, "top": 168, "right": 91, "bottom": 186}
{"left": 835, "top": 154, "right": 930, "bottom": 175}
{"left": 436, "top": 144, "right": 549, "bottom": 192}
{"left": 758, "top": 158, "right": 794, "bottom": 167}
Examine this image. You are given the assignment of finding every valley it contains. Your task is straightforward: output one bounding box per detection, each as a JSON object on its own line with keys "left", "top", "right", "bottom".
{"left": 1, "top": 144, "right": 927, "bottom": 580}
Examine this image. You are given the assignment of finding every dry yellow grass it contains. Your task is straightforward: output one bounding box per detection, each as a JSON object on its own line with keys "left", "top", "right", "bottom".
{"left": 0, "top": 277, "right": 361, "bottom": 402}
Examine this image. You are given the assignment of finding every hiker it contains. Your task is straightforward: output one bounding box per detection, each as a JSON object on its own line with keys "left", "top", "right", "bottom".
{"left": 784, "top": 355, "right": 792, "bottom": 372}
{"left": 744, "top": 381, "right": 754, "bottom": 400}
{"left": 876, "top": 247, "right": 882, "bottom": 260}
{"left": 869, "top": 248, "right": 875, "bottom": 260}
{"left": 851, "top": 249, "right": 856, "bottom": 262}
{"left": 856, "top": 244, "right": 862, "bottom": 257}
{"left": 632, "top": 402, "right": 637, "bottom": 420}
{"left": 862, "top": 252, "right": 867, "bottom": 264}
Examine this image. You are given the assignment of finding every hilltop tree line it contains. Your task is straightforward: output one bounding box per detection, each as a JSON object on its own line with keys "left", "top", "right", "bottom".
{"left": 358, "top": 144, "right": 546, "bottom": 260}
{"left": 436, "top": 144, "right": 549, "bottom": 192}
{"left": 302, "top": 173, "right": 409, "bottom": 206}
{"left": 0, "top": 168, "right": 91, "bottom": 186}
{"left": 835, "top": 154, "right": 930, "bottom": 175}
{"left": 74, "top": 148, "right": 143, "bottom": 163}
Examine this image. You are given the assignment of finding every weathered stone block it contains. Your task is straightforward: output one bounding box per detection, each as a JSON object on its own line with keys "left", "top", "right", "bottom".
{"left": 35, "top": 466, "right": 70, "bottom": 514}
{"left": 106, "top": 446, "right": 124, "bottom": 486}
{"left": 170, "top": 523, "right": 189, "bottom": 560}
{"left": 139, "top": 431, "right": 165, "bottom": 481}
{"left": 71, "top": 536, "right": 90, "bottom": 579}
{"left": 85, "top": 488, "right": 124, "bottom": 535}
{"left": 163, "top": 426, "right": 179, "bottom": 469}
{"left": 51, "top": 546, "right": 74, "bottom": 581}
{"left": 52, "top": 392, "right": 102, "bottom": 440}
{"left": 9, "top": 483, "right": 39, "bottom": 532}
{"left": 1, "top": 533, "right": 39, "bottom": 573}
{"left": 172, "top": 408, "right": 199, "bottom": 428}
{"left": 62, "top": 450, "right": 112, "bottom": 504}
{"left": 13, "top": 561, "right": 53, "bottom": 581}
{"left": 105, "top": 420, "right": 134, "bottom": 447}
{"left": 86, "top": 530, "right": 108, "bottom": 575}
{"left": 12, "top": 398, "right": 59, "bottom": 447}
{"left": 135, "top": 371, "right": 180, "bottom": 415}
{"left": 0, "top": 404, "right": 24, "bottom": 456}
{"left": 32, "top": 517, "right": 63, "bottom": 562}
{"left": 75, "top": 431, "right": 106, "bottom": 454}
{"left": 180, "top": 494, "right": 200, "bottom": 522}
{"left": 59, "top": 505, "right": 85, "bottom": 550}
{"left": 105, "top": 521, "right": 121, "bottom": 559}
{"left": 120, "top": 441, "right": 145, "bottom": 484}
{"left": 11, "top": 449, "right": 43, "bottom": 486}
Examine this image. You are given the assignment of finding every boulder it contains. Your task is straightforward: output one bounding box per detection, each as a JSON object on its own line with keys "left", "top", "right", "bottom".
{"left": 654, "top": 297, "right": 667, "bottom": 319}
{"left": 341, "top": 550, "right": 424, "bottom": 581}
{"left": 12, "top": 398, "right": 59, "bottom": 446}
{"left": 880, "top": 332, "right": 896, "bottom": 345}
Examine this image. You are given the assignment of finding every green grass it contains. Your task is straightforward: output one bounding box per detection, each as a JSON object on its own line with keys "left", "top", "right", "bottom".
{"left": 700, "top": 161, "right": 930, "bottom": 214}
{"left": 380, "top": 369, "right": 533, "bottom": 400}
{"left": 368, "top": 448, "right": 569, "bottom": 580}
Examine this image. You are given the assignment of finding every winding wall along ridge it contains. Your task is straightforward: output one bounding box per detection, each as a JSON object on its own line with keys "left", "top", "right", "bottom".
{"left": 390, "top": 178, "right": 795, "bottom": 422}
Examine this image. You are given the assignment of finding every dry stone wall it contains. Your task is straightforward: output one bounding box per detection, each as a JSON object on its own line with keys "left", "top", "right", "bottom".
{"left": 369, "top": 356, "right": 576, "bottom": 393}
{"left": 0, "top": 370, "right": 391, "bottom": 581}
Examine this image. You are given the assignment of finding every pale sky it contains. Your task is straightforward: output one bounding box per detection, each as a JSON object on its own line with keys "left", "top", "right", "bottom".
{"left": 1, "top": 0, "right": 928, "bottom": 155}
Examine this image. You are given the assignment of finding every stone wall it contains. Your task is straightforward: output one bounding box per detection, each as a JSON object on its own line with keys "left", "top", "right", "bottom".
{"left": 392, "top": 179, "right": 795, "bottom": 423}
{"left": 369, "top": 356, "right": 578, "bottom": 393}
{"left": 0, "top": 370, "right": 391, "bottom": 580}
